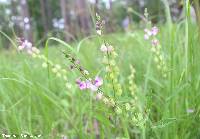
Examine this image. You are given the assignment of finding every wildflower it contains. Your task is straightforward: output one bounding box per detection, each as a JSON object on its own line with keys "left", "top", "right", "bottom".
{"left": 100, "top": 44, "right": 107, "bottom": 52}
{"left": 107, "top": 45, "right": 114, "bottom": 52}
{"left": 76, "top": 76, "right": 103, "bottom": 92}
{"left": 151, "top": 39, "right": 159, "bottom": 46}
{"left": 18, "top": 39, "right": 32, "bottom": 51}
{"left": 151, "top": 26, "right": 159, "bottom": 36}
{"left": 83, "top": 70, "right": 89, "bottom": 75}
{"left": 76, "top": 78, "right": 81, "bottom": 84}
{"left": 85, "top": 80, "right": 92, "bottom": 89}
{"left": 75, "top": 60, "right": 80, "bottom": 65}
{"left": 79, "top": 81, "right": 87, "bottom": 90}
{"left": 97, "top": 30, "right": 102, "bottom": 35}
{"left": 144, "top": 28, "right": 152, "bottom": 36}
{"left": 95, "top": 13, "right": 104, "bottom": 36}
{"left": 24, "top": 17, "right": 29, "bottom": 24}
{"left": 90, "top": 84, "right": 98, "bottom": 92}
{"left": 94, "top": 76, "right": 103, "bottom": 87}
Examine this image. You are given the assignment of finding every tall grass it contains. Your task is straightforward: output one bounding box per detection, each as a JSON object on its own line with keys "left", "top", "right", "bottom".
{"left": 0, "top": 2, "right": 200, "bottom": 139}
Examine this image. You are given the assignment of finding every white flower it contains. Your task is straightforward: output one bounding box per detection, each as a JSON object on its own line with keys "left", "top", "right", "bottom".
{"left": 97, "top": 30, "right": 102, "bottom": 35}
{"left": 83, "top": 70, "right": 89, "bottom": 75}
{"left": 90, "top": 84, "right": 98, "bottom": 92}
{"left": 100, "top": 44, "right": 113, "bottom": 53}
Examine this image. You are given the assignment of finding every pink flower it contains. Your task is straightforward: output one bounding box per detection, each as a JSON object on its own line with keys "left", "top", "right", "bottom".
{"left": 76, "top": 78, "right": 81, "bottom": 84}
{"left": 85, "top": 80, "right": 92, "bottom": 89}
{"left": 144, "top": 28, "right": 152, "bottom": 36}
{"left": 100, "top": 44, "right": 107, "bottom": 52}
{"left": 107, "top": 45, "right": 113, "bottom": 52}
{"left": 100, "top": 44, "right": 113, "bottom": 53}
{"left": 151, "top": 39, "right": 159, "bottom": 46}
{"left": 76, "top": 76, "right": 103, "bottom": 92}
{"left": 17, "top": 39, "right": 33, "bottom": 54}
{"left": 151, "top": 26, "right": 159, "bottom": 36}
{"left": 94, "top": 76, "right": 103, "bottom": 87}
{"left": 24, "top": 40, "right": 32, "bottom": 49}
{"left": 90, "top": 84, "right": 98, "bottom": 92}
{"left": 79, "top": 81, "right": 87, "bottom": 90}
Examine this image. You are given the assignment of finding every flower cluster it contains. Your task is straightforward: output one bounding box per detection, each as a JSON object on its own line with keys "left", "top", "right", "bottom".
{"left": 128, "top": 65, "right": 137, "bottom": 97}
{"left": 63, "top": 53, "right": 89, "bottom": 76}
{"left": 127, "top": 65, "right": 145, "bottom": 126}
{"left": 100, "top": 43, "right": 114, "bottom": 53}
{"left": 95, "top": 14, "right": 123, "bottom": 114}
{"left": 63, "top": 49, "right": 117, "bottom": 108}
{"left": 100, "top": 43, "right": 122, "bottom": 96}
{"left": 144, "top": 26, "right": 159, "bottom": 41}
{"left": 95, "top": 13, "right": 104, "bottom": 36}
{"left": 75, "top": 76, "right": 103, "bottom": 92}
{"left": 17, "top": 38, "right": 40, "bottom": 56}
{"left": 17, "top": 38, "right": 72, "bottom": 89}
{"left": 143, "top": 18, "right": 167, "bottom": 78}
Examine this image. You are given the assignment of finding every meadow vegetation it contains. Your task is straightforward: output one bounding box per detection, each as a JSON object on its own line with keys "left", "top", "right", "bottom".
{"left": 0, "top": 2, "right": 200, "bottom": 139}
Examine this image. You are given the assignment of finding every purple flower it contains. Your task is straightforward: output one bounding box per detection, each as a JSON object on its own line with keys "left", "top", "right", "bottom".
{"left": 94, "top": 76, "right": 103, "bottom": 87}
{"left": 79, "top": 81, "right": 87, "bottom": 90}
{"left": 151, "top": 26, "right": 159, "bottom": 36}
{"left": 83, "top": 70, "right": 89, "bottom": 75}
{"left": 85, "top": 80, "right": 92, "bottom": 89}
{"left": 76, "top": 76, "right": 103, "bottom": 92}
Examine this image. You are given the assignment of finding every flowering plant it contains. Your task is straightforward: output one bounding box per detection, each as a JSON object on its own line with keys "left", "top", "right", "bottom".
{"left": 16, "top": 13, "right": 150, "bottom": 138}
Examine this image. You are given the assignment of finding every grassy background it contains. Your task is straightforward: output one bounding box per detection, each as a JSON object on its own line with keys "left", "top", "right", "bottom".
{"left": 0, "top": 24, "right": 200, "bottom": 138}
{"left": 1, "top": 2, "right": 200, "bottom": 138}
